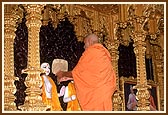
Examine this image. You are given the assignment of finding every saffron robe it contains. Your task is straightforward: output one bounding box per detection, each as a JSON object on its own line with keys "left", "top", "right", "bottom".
{"left": 66, "top": 82, "right": 81, "bottom": 111}
{"left": 72, "top": 43, "right": 116, "bottom": 111}
{"left": 41, "top": 75, "right": 62, "bottom": 111}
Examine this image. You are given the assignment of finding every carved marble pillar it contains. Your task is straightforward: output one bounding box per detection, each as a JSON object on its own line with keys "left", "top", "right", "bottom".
{"left": 111, "top": 14, "right": 120, "bottom": 86}
{"left": 133, "top": 32, "right": 151, "bottom": 111}
{"left": 111, "top": 41, "right": 120, "bottom": 88}
{"left": 19, "top": 4, "right": 48, "bottom": 111}
{"left": 105, "top": 36, "right": 122, "bottom": 111}
{"left": 150, "top": 14, "right": 164, "bottom": 111}
{"left": 130, "top": 4, "right": 152, "bottom": 111}
{"left": 156, "top": 46, "right": 164, "bottom": 111}
{"left": 107, "top": 14, "right": 123, "bottom": 111}
{"left": 152, "top": 44, "right": 164, "bottom": 111}
{"left": 132, "top": 12, "right": 151, "bottom": 110}
{"left": 105, "top": 40, "right": 119, "bottom": 83}
{"left": 105, "top": 39, "right": 122, "bottom": 111}
{"left": 119, "top": 77, "right": 125, "bottom": 111}
{"left": 4, "top": 4, "right": 21, "bottom": 111}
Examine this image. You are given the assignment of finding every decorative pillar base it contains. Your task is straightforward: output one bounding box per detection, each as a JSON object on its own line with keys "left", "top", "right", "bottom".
{"left": 112, "top": 90, "right": 123, "bottom": 111}
{"left": 19, "top": 67, "right": 48, "bottom": 111}
{"left": 4, "top": 75, "right": 18, "bottom": 111}
{"left": 134, "top": 84, "right": 151, "bottom": 111}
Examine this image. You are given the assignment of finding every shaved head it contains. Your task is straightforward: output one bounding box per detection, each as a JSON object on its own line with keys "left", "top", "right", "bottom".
{"left": 84, "top": 34, "right": 99, "bottom": 49}
{"left": 85, "top": 34, "right": 99, "bottom": 43}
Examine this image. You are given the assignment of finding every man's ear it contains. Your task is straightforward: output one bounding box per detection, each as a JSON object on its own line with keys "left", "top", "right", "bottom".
{"left": 88, "top": 38, "right": 93, "bottom": 46}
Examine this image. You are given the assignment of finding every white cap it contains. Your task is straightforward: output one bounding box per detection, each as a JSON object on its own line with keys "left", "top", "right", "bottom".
{"left": 52, "top": 59, "right": 68, "bottom": 74}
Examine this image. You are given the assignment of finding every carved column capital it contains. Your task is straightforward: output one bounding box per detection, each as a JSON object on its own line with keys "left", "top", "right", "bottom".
{"left": 115, "top": 22, "right": 132, "bottom": 46}
{"left": 23, "top": 4, "right": 44, "bottom": 68}
{"left": 25, "top": 4, "right": 44, "bottom": 28}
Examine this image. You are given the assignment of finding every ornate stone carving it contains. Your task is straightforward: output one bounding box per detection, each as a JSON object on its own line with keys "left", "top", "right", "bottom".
{"left": 133, "top": 33, "right": 151, "bottom": 110}
{"left": 42, "top": 5, "right": 50, "bottom": 25}
{"left": 126, "top": 4, "right": 153, "bottom": 111}
{"left": 4, "top": 4, "right": 22, "bottom": 111}
{"left": 112, "top": 90, "right": 123, "bottom": 111}
{"left": 19, "top": 4, "right": 48, "bottom": 111}
{"left": 70, "top": 5, "right": 94, "bottom": 41}
{"left": 79, "top": 4, "right": 119, "bottom": 15}
{"left": 134, "top": 84, "right": 151, "bottom": 111}
{"left": 96, "top": 13, "right": 110, "bottom": 43}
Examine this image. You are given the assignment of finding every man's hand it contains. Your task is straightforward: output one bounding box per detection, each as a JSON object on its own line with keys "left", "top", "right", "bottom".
{"left": 71, "top": 95, "right": 76, "bottom": 100}
{"left": 56, "top": 71, "right": 73, "bottom": 83}
{"left": 55, "top": 70, "right": 64, "bottom": 83}
{"left": 59, "top": 77, "right": 73, "bottom": 82}
{"left": 56, "top": 70, "right": 63, "bottom": 79}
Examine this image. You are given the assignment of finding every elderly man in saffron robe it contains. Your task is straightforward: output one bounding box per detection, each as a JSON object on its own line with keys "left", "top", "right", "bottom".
{"left": 56, "top": 34, "right": 117, "bottom": 111}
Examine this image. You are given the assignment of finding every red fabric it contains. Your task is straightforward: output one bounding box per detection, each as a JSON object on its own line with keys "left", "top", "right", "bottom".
{"left": 149, "top": 95, "right": 156, "bottom": 109}
{"left": 72, "top": 43, "right": 116, "bottom": 111}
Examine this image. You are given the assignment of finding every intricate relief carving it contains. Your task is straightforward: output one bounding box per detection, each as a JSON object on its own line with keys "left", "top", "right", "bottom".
{"left": 79, "top": 4, "right": 119, "bottom": 15}
{"left": 96, "top": 13, "right": 110, "bottom": 43}
{"left": 124, "top": 4, "right": 157, "bottom": 111}
{"left": 71, "top": 5, "right": 94, "bottom": 41}
{"left": 113, "top": 90, "right": 123, "bottom": 111}
{"left": 4, "top": 4, "right": 22, "bottom": 111}
{"left": 134, "top": 84, "right": 151, "bottom": 111}
{"left": 19, "top": 4, "right": 48, "bottom": 111}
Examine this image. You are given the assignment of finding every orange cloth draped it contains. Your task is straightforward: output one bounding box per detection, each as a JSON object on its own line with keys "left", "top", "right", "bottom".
{"left": 72, "top": 43, "right": 116, "bottom": 111}
{"left": 41, "top": 75, "right": 62, "bottom": 111}
{"left": 66, "top": 82, "right": 81, "bottom": 111}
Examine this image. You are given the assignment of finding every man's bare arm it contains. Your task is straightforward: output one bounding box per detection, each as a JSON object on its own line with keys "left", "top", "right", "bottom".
{"left": 56, "top": 71, "right": 73, "bottom": 79}
{"left": 63, "top": 71, "right": 73, "bottom": 78}
{"left": 56, "top": 71, "right": 73, "bottom": 83}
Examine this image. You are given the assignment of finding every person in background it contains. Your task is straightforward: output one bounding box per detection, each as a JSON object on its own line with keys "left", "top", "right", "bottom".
{"left": 56, "top": 33, "right": 117, "bottom": 111}
{"left": 127, "top": 85, "right": 137, "bottom": 111}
